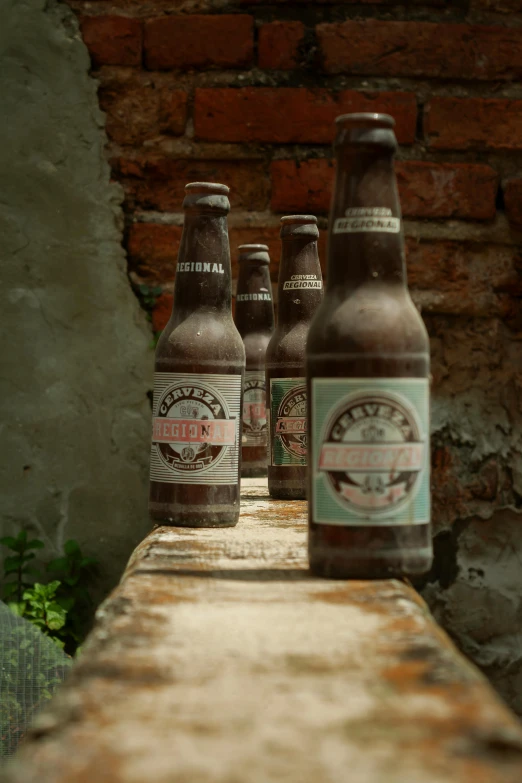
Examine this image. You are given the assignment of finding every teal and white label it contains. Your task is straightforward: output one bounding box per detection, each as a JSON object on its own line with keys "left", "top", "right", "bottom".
{"left": 312, "top": 378, "right": 429, "bottom": 526}
{"left": 242, "top": 371, "right": 267, "bottom": 447}
{"left": 270, "top": 378, "right": 307, "bottom": 466}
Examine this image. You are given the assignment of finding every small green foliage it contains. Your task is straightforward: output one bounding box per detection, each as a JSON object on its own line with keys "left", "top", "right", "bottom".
{"left": 138, "top": 284, "right": 163, "bottom": 311}
{"left": 0, "top": 531, "right": 44, "bottom": 602}
{"left": 151, "top": 330, "right": 162, "bottom": 349}
{"left": 1, "top": 534, "right": 98, "bottom": 654}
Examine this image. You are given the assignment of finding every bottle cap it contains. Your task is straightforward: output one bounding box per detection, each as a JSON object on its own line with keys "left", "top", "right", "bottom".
{"left": 238, "top": 244, "right": 270, "bottom": 265}
{"left": 280, "top": 215, "right": 319, "bottom": 239}
{"left": 334, "top": 113, "right": 397, "bottom": 151}
{"left": 183, "top": 181, "right": 230, "bottom": 212}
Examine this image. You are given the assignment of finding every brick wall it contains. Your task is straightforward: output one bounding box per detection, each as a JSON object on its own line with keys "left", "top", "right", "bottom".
{"left": 66, "top": 0, "right": 522, "bottom": 710}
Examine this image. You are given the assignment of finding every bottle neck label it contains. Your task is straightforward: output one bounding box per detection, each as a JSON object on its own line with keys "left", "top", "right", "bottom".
{"left": 151, "top": 372, "right": 241, "bottom": 485}
{"left": 242, "top": 371, "right": 267, "bottom": 447}
{"left": 333, "top": 215, "right": 400, "bottom": 235}
{"left": 177, "top": 262, "right": 225, "bottom": 274}
{"left": 270, "top": 378, "right": 307, "bottom": 466}
{"left": 283, "top": 274, "right": 322, "bottom": 291}
{"left": 311, "top": 378, "right": 430, "bottom": 526}
{"left": 236, "top": 293, "right": 272, "bottom": 302}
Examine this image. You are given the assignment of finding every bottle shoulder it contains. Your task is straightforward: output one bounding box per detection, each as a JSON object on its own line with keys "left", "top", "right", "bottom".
{"left": 307, "top": 286, "right": 429, "bottom": 357}
{"left": 156, "top": 310, "right": 245, "bottom": 366}
{"left": 242, "top": 330, "right": 272, "bottom": 369}
{"left": 266, "top": 322, "right": 308, "bottom": 366}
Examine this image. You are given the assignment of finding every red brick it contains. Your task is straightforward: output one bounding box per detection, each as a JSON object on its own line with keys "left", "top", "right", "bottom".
{"left": 258, "top": 22, "right": 304, "bottom": 70}
{"left": 425, "top": 98, "right": 522, "bottom": 151}
{"left": 504, "top": 179, "right": 522, "bottom": 227}
{"left": 242, "top": 0, "right": 445, "bottom": 4}
{"left": 80, "top": 15, "right": 142, "bottom": 67}
{"left": 113, "top": 156, "right": 269, "bottom": 212}
{"left": 396, "top": 161, "right": 498, "bottom": 220}
{"left": 152, "top": 293, "right": 173, "bottom": 332}
{"left": 270, "top": 159, "right": 498, "bottom": 219}
{"left": 127, "top": 223, "right": 182, "bottom": 282}
{"left": 471, "top": 0, "right": 522, "bottom": 11}
{"left": 406, "top": 240, "right": 522, "bottom": 317}
{"left": 99, "top": 76, "right": 187, "bottom": 145}
{"left": 194, "top": 88, "right": 417, "bottom": 144}
{"left": 270, "top": 159, "right": 333, "bottom": 213}
{"left": 144, "top": 15, "right": 253, "bottom": 70}
{"left": 317, "top": 20, "right": 522, "bottom": 80}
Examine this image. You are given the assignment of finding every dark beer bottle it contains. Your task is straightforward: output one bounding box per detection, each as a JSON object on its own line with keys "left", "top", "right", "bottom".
{"left": 307, "top": 114, "right": 432, "bottom": 578}
{"left": 234, "top": 244, "right": 275, "bottom": 477}
{"left": 149, "top": 182, "right": 245, "bottom": 527}
{"left": 266, "top": 216, "right": 323, "bottom": 500}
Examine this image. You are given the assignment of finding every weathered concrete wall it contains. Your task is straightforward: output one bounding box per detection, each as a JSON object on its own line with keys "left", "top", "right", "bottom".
{"left": 0, "top": 0, "right": 153, "bottom": 603}
{"left": 421, "top": 314, "right": 522, "bottom": 714}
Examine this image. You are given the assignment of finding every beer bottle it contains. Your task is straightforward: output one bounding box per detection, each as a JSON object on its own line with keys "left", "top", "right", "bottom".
{"left": 234, "top": 244, "right": 275, "bottom": 477}
{"left": 266, "top": 216, "right": 323, "bottom": 500}
{"left": 149, "top": 182, "right": 245, "bottom": 527}
{"left": 307, "top": 114, "right": 432, "bottom": 578}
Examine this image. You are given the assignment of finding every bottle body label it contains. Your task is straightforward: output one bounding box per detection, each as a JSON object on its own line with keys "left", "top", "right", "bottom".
{"left": 270, "top": 378, "right": 307, "bottom": 466}
{"left": 242, "top": 371, "right": 267, "bottom": 448}
{"left": 150, "top": 372, "right": 241, "bottom": 485}
{"left": 312, "top": 378, "right": 429, "bottom": 526}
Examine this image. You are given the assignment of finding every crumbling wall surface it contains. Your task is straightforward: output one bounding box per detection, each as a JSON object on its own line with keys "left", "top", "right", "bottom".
{"left": 0, "top": 0, "right": 153, "bottom": 602}
{"left": 424, "top": 313, "right": 522, "bottom": 714}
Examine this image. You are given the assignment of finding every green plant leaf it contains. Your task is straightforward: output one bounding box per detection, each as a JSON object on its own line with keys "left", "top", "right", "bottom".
{"left": 47, "top": 556, "right": 69, "bottom": 572}
{"left": 80, "top": 556, "right": 98, "bottom": 568}
{"left": 7, "top": 601, "right": 26, "bottom": 617}
{"left": 46, "top": 580, "right": 61, "bottom": 594}
{"left": 26, "top": 539, "right": 45, "bottom": 551}
{"left": 56, "top": 595, "right": 75, "bottom": 612}
{"left": 0, "top": 536, "right": 19, "bottom": 549}
{"left": 45, "top": 603, "right": 67, "bottom": 630}
{"left": 3, "top": 555, "right": 23, "bottom": 574}
{"left": 64, "top": 540, "right": 81, "bottom": 557}
{"left": 2, "top": 582, "right": 18, "bottom": 599}
{"left": 11, "top": 530, "right": 28, "bottom": 552}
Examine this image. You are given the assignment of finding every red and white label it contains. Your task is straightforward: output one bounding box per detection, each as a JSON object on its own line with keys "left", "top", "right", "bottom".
{"left": 153, "top": 418, "right": 236, "bottom": 446}
{"left": 319, "top": 443, "right": 423, "bottom": 472}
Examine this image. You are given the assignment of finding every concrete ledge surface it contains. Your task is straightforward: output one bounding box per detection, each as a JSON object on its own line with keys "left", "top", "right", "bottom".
{"left": 5, "top": 480, "right": 522, "bottom": 783}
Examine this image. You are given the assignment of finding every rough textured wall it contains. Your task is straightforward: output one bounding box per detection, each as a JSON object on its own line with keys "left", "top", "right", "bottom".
{"left": 65, "top": 0, "right": 522, "bottom": 711}
{"left": 0, "top": 0, "right": 153, "bottom": 605}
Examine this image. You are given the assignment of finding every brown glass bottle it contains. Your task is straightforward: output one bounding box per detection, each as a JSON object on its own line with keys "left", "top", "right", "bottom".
{"left": 149, "top": 182, "right": 245, "bottom": 527}
{"left": 307, "top": 114, "right": 432, "bottom": 578}
{"left": 266, "top": 216, "right": 323, "bottom": 500}
{"left": 234, "top": 244, "right": 275, "bottom": 477}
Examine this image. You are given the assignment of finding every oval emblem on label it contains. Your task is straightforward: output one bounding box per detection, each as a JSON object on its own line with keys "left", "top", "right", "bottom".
{"left": 153, "top": 383, "right": 235, "bottom": 474}
{"left": 275, "top": 384, "right": 307, "bottom": 459}
{"left": 319, "top": 391, "right": 424, "bottom": 517}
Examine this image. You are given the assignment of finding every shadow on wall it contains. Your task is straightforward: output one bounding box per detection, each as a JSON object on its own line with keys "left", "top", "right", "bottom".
{"left": 0, "top": 0, "right": 154, "bottom": 609}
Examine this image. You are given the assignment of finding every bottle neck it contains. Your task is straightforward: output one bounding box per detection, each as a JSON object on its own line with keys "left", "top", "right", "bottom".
{"left": 173, "top": 211, "right": 232, "bottom": 318}
{"left": 278, "top": 235, "right": 323, "bottom": 325}
{"left": 327, "top": 150, "right": 406, "bottom": 290}
{"left": 235, "top": 262, "right": 275, "bottom": 336}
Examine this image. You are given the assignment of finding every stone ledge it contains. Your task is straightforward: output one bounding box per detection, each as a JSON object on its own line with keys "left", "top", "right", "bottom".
{"left": 6, "top": 479, "right": 522, "bottom": 783}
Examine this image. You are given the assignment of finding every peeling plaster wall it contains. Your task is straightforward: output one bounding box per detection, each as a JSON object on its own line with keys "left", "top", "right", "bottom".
{"left": 421, "top": 315, "right": 522, "bottom": 714}
{"left": 0, "top": 0, "right": 153, "bottom": 604}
